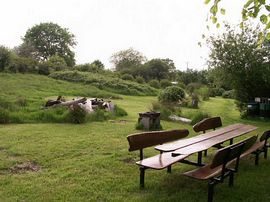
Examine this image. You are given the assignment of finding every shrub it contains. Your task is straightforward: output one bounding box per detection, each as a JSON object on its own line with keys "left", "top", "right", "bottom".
{"left": 191, "top": 111, "right": 210, "bottom": 125}
{"left": 121, "top": 74, "right": 134, "bottom": 81}
{"left": 65, "top": 105, "right": 87, "bottom": 124}
{"left": 160, "top": 79, "right": 172, "bottom": 88}
{"left": 196, "top": 86, "right": 210, "bottom": 101}
{"left": 135, "top": 76, "right": 145, "bottom": 84}
{"left": 186, "top": 82, "right": 202, "bottom": 93}
{"left": 38, "top": 63, "right": 50, "bottom": 75}
{"left": 158, "top": 86, "right": 185, "bottom": 103}
{"left": 75, "top": 62, "right": 104, "bottom": 73}
{"left": 8, "top": 56, "right": 38, "bottom": 73}
{"left": 148, "top": 79, "right": 160, "bottom": 89}
{"left": 35, "top": 55, "right": 68, "bottom": 75}
{"left": 50, "top": 71, "right": 157, "bottom": 96}
{"left": 150, "top": 101, "right": 180, "bottom": 120}
{"left": 0, "top": 46, "right": 11, "bottom": 71}
{"left": 0, "top": 109, "right": 10, "bottom": 124}
{"left": 209, "top": 87, "right": 225, "bottom": 97}
{"left": 114, "top": 105, "right": 128, "bottom": 117}
{"left": 86, "top": 109, "right": 110, "bottom": 122}
{"left": 222, "top": 90, "right": 235, "bottom": 99}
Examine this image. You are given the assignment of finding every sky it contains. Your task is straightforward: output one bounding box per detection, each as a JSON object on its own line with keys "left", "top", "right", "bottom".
{"left": 0, "top": 0, "right": 244, "bottom": 70}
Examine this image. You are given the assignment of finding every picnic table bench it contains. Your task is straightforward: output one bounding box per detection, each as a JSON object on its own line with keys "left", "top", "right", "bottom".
{"left": 183, "top": 135, "right": 257, "bottom": 202}
{"left": 127, "top": 129, "right": 189, "bottom": 188}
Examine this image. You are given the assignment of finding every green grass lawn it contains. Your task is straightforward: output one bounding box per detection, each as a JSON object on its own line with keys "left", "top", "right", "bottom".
{"left": 0, "top": 74, "right": 270, "bottom": 201}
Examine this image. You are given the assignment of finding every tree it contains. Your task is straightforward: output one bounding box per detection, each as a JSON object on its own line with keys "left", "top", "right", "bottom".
{"left": 207, "top": 24, "right": 270, "bottom": 102}
{"left": 206, "top": 0, "right": 270, "bottom": 40}
{"left": 110, "top": 48, "right": 146, "bottom": 71}
{"left": 91, "top": 60, "right": 104, "bottom": 70}
{"left": 22, "top": 22, "right": 77, "bottom": 66}
{"left": 143, "top": 59, "right": 173, "bottom": 81}
{"left": 0, "top": 46, "right": 11, "bottom": 71}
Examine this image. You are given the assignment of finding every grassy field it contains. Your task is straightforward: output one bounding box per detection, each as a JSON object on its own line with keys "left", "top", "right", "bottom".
{"left": 0, "top": 74, "right": 270, "bottom": 201}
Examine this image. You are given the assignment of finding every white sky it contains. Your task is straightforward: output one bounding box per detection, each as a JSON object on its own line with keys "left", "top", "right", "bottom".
{"left": 0, "top": 0, "right": 244, "bottom": 70}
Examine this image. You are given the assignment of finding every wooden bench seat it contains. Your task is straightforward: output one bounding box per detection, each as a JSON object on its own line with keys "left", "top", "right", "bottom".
{"left": 127, "top": 129, "right": 189, "bottom": 188}
{"left": 241, "top": 130, "right": 270, "bottom": 165}
{"left": 136, "top": 152, "right": 189, "bottom": 170}
{"left": 183, "top": 136, "right": 257, "bottom": 202}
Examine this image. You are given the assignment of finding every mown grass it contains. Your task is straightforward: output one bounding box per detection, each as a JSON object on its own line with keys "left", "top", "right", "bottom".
{"left": 0, "top": 74, "right": 269, "bottom": 201}
{"left": 0, "top": 73, "right": 124, "bottom": 123}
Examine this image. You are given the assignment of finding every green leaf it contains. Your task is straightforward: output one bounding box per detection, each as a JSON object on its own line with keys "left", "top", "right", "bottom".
{"left": 244, "top": 0, "right": 253, "bottom": 8}
{"left": 202, "top": 34, "right": 206, "bottom": 39}
{"left": 210, "top": 5, "right": 218, "bottom": 14}
{"left": 266, "top": 32, "right": 270, "bottom": 40}
{"left": 220, "top": 8, "right": 226, "bottom": 15}
{"left": 211, "top": 16, "right": 217, "bottom": 24}
{"left": 266, "top": 22, "right": 270, "bottom": 29}
{"left": 204, "top": 0, "right": 211, "bottom": 4}
{"left": 216, "top": 23, "right": 220, "bottom": 28}
{"left": 265, "top": 5, "right": 270, "bottom": 11}
{"left": 240, "top": 22, "right": 244, "bottom": 29}
{"left": 260, "top": 14, "right": 268, "bottom": 24}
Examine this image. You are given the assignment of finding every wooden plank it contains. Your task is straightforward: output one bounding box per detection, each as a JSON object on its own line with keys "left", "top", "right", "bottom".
{"left": 172, "top": 125, "right": 257, "bottom": 155}
{"left": 127, "top": 129, "right": 189, "bottom": 151}
{"left": 136, "top": 152, "right": 189, "bottom": 170}
{"left": 155, "top": 123, "right": 244, "bottom": 152}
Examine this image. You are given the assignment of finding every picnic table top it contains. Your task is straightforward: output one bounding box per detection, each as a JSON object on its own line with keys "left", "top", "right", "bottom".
{"left": 155, "top": 123, "right": 257, "bottom": 153}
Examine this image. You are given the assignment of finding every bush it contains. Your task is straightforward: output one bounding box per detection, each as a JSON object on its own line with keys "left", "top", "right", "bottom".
{"left": 8, "top": 56, "right": 38, "bottom": 73}
{"left": 209, "top": 87, "right": 225, "bottom": 97}
{"left": 0, "top": 109, "right": 10, "bottom": 124}
{"left": 222, "top": 90, "right": 235, "bottom": 99}
{"left": 196, "top": 86, "right": 210, "bottom": 101}
{"left": 186, "top": 83, "right": 202, "bottom": 93}
{"left": 148, "top": 79, "right": 160, "bottom": 89}
{"left": 160, "top": 79, "right": 172, "bottom": 88}
{"left": 65, "top": 105, "right": 87, "bottom": 124}
{"left": 114, "top": 105, "right": 128, "bottom": 117}
{"left": 150, "top": 101, "right": 181, "bottom": 121}
{"left": 38, "top": 63, "right": 50, "bottom": 75}
{"left": 75, "top": 62, "right": 104, "bottom": 73}
{"left": 121, "top": 74, "right": 134, "bottom": 81}
{"left": 86, "top": 109, "right": 110, "bottom": 122}
{"left": 50, "top": 71, "right": 157, "bottom": 96}
{"left": 191, "top": 111, "right": 210, "bottom": 125}
{"left": 40, "top": 55, "right": 68, "bottom": 73}
{"left": 135, "top": 76, "right": 145, "bottom": 84}
{"left": 158, "top": 86, "right": 185, "bottom": 103}
{"left": 0, "top": 46, "right": 11, "bottom": 71}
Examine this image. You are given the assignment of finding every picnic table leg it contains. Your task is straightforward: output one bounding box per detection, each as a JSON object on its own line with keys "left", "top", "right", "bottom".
{"left": 229, "top": 173, "right": 234, "bottom": 186}
{"left": 264, "top": 147, "right": 268, "bottom": 159}
{"left": 204, "top": 150, "right": 208, "bottom": 156}
{"left": 230, "top": 139, "right": 233, "bottom": 145}
{"left": 167, "top": 165, "right": 172, "bottom": 173}
{"left": 255, "top": 152, "right": 259, "bottom": 165}
{"left": 208, "top": 181, "right": 214, "bottom": 202}
{"left": 139, "top": 167, "right": 146, "bottom": 188}
{"left": 198, "top": 151, "right": 203, "bottom": 166}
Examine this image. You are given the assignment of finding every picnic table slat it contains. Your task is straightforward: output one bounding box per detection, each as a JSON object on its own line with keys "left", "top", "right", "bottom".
{"left": 155, "top": 123, "right": 245, "bottom": 152}
{"left": 172, "top": 124, "right": 257, "bottom": 155}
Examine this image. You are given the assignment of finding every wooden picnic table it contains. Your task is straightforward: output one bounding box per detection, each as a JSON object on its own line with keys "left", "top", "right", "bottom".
{"left": 155, "top": 123, "right": 257, "bottom": 166}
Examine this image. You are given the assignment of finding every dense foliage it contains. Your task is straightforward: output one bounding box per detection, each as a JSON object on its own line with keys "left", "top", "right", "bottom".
{"left": 22, "top": 22, "right": 76, "bottom": 66}
{"left": 0, "top": 46, "right": 11, "bottom": 71}
{"left": 110, "top": 48, "right": 146, "bottom": 71}
{"left": 158, "top": 86, "right": 185, "bottom": 103}
{"left": 207, "top": 24, "right": 270, "bottom": 102}
{"left": 50, "top": 71, "right": 157, "bottom": 96}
